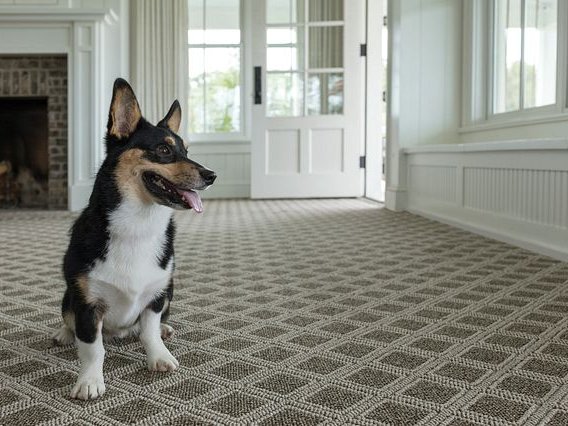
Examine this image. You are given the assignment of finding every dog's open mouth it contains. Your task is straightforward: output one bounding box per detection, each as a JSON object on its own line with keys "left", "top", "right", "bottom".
{"left": 142, "top": 171, "right": 203, "bottom": 213}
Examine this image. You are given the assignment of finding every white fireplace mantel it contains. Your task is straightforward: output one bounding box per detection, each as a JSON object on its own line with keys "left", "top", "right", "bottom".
{"left": 0, "top": 1, "right": 129, "bottom": 211}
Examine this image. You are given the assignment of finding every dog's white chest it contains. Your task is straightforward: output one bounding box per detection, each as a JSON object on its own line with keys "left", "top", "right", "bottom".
{"left": 88, "top": 201, "right": 173, "bottom": 329}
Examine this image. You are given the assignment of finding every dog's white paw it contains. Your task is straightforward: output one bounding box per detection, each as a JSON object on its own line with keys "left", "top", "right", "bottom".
{"left": 147, "top": 349, "right": 179, "bottom": 372}
{"left": 70, "top": 375, "right": 105, "bottom": 400}
{"left": 52, "top": 326, "right": 74, "bottom": 346}
{"left": 160, "top": 323, "right": 174, "bottom": 340}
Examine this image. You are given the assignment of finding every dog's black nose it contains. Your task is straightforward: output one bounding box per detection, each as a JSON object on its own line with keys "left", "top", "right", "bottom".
{"left": 201, "top": 169, "right": 217, "bottom": 185}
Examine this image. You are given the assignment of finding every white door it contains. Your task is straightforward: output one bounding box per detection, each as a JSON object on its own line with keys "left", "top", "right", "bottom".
{"left": 251, "top": 0, "right": 365, "bottom": 198}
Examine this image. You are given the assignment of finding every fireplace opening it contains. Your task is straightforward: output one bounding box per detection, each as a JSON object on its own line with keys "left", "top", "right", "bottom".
{"left": 0, "top": 97, "right": 49, "bottom": 208}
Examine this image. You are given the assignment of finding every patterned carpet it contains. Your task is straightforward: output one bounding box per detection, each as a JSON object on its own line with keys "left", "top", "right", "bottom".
{"left": 1, "top": 199, "right": 568, "bottom": 425}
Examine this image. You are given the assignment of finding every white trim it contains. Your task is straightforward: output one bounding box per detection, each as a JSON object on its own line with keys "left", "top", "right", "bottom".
{"left": 403, "top": 138, "right": 568, "bottom": 154}
{"left": 407, "top": 203, "right": 568, "bottom": 262}
{"left": 0, "top": 8, "right": 111, "bottom": 21}
{"left": 189, "top": 141, "right": 250, "bottom": 154}
{"left": 364, "top": 0, "right": 384, "bottom": 202}
{"left": 459, "top": 111, "right": 568, "bottom": 133}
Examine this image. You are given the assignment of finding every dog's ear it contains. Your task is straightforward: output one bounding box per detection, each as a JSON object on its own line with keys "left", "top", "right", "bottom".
{"left": 158, "top": 100, "right": 182, "bottom": 134}
{"left": 107, "top": 78, "right": 142, "bottom": 139}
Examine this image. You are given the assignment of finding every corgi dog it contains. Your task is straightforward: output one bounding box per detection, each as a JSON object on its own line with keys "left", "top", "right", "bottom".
{"left": 52, "top": 78, "right": 216, "bottom": 400}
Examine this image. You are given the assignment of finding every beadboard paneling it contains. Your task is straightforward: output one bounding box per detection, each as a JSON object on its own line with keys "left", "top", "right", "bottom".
{"left": 464, "top": 167, "right": 568, "bottom": 229}
{"left": 190, "top": 143, "right": 250, "bottom": 198}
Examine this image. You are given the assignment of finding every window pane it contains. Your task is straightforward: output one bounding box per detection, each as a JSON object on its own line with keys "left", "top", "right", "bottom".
{"left": 493, "top": 0, "right": 521, "bottom": 113}
{"left": 204, "top": 0, "right": 240, "bottom": 44}
{"left": 523, "top": 0, "right": 557, "bottom": 108}
{"left": 309, "top": 0, "right": 343, "bottom": 22}
{"left": 188, "top": 48, "right": 205, "bottom": 133}
{"left": 188, "top": 0, "right": 242, "bottom": 134}
{"left": 307, "top": 72, "right": 343, "bottom": 115}
{"left": 267, "top": 27, "right": 301, "bottom": 45}
{"left": 268, "top": 47, "right": 304, "bottom": 71}
{"left": 267, "top": 0, "right": 304, "bottom": 24}
{"left": 267, "top": 27, "right": 304, "bottom": 71}
{"left": 203, "top": 47, "right": 240, "bottom": 132}
{"left": 267, "top": 72, "right": 303, "bottom": 117}
{"left": 309, "top": 26, "right": 343, "bottom": 68}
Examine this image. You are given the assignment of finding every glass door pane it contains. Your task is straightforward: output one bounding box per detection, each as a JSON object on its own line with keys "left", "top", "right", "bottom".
{"left": 266, "top": 0, "right": 344, "bottom": 117}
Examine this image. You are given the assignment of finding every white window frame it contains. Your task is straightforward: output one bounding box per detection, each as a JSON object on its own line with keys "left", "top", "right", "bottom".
{"left": 187, "top": 0, "right": 251, "bottom": 143}
{"left": 461, "top": 0, "right": 568, "bottom": 132}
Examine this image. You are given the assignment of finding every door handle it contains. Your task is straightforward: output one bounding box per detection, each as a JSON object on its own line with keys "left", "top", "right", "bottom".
{"left": 254, "top": 66, "right": 262, "bottom": 105}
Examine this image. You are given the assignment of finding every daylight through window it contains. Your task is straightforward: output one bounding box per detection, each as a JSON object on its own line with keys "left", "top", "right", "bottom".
{"left": 493, "top": 0, "right": 557, "bottom": 114}
{"left": 188, "top": 0, "right": 242, "bottom": 134}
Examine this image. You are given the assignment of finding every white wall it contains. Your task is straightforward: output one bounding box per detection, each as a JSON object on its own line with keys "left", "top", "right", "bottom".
{"left": 397, "top": 0, "right": 462, "bottom": 148}
{"left": 386, "top": 0, "right": 462, "bottom": 210}
{"left": 390, "top": 0, "right": 568, "bottom": 261}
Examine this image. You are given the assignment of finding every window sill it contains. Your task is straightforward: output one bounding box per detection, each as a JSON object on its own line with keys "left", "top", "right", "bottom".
{"left": 189, "top": 139, "right": 250, "bottom": 144}
{"left": 402, "top": 138, "right": 568, "bottom": 154}
{"left": 459, "top": 112, "right": 568, "bottom": 134}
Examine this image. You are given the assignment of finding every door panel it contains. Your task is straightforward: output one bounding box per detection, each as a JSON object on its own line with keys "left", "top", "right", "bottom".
{"left": 266, "top": 130, "right": 300, "bottom": 174}
{"left": 251, "top": 0, "right": 364, "bottom": 198}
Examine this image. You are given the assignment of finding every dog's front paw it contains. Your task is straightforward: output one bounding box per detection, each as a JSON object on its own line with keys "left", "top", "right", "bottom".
{"left": 70, "top": 375, "right": 106, "bottom": 400}
{"left": 147, "top": 349, "right": 179, "bottom": 372}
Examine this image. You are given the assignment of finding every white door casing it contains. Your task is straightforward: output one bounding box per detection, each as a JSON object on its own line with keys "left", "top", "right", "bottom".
{"left": 364, "top": 0, "right": 385, "bottom": 202}
{"left": 251, "top": 0, "right": 365, "bottom": 198}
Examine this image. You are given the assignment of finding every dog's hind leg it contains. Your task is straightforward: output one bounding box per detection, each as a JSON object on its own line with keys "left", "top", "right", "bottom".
{"left": 159, "top": 277, "right": 174, "bottom": 340}
{"left": 160, "top": 323, "right": 174, "bottom": 340}
{"left": 52, "top": 324, "right": 75, "bottom": 346}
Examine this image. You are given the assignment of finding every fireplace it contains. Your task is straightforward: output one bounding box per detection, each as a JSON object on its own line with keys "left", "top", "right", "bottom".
{"left": 0, "top": 56, "right": 68, "bottom": 209}
{"left": 0, "top": 97, "right": 48, "bottom": 207}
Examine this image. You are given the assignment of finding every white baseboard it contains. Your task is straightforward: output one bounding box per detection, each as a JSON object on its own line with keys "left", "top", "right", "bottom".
{"left": 385, "top": 187, "right": 407, "bottom": 211}
{"left": 408, "top": 200, "right": 568, "bottom": 261}
{"left": 404, "top": 142, "right": 568, "bottom": 261}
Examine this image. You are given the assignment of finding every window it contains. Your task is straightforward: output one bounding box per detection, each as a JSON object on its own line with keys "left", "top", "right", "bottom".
{"left": 462, "top": 0, "right": 566, "bottom": 128}
{"left": 491, "top": 0, "right": 558, "bottom": 115}
{"left": 265, "top": 0, "right": 345, "bottom": 117}
{"left": 188, "top": 0, "right": 242, "bottom": 135}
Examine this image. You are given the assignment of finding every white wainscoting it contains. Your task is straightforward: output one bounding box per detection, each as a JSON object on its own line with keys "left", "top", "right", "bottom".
{"left": 404, "top": 139, "right": 568, "bottom": 261}
{"left": 190, "top": 142, "right": 251, "bottom": 199}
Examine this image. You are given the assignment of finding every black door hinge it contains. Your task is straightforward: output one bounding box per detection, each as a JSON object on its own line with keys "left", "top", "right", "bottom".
{"left": 360, "top": 43, "right": 367, "bottom": 57}
{"left": 359, "top": 156, "right": 366, "bottom": 168}
{"left": 382, "top": 91, "right": 387, "bottom": 102}
{"left": 383, "top": 16, "right": 388, "bottom": 26}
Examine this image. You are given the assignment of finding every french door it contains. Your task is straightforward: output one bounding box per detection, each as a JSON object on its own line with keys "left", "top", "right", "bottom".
{"left": 251, "top": 0, "right": 365, "bottom": 198}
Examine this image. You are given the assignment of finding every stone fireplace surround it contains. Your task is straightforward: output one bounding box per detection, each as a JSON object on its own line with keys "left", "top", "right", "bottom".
{"left": 0, "top": 2, "right": 128, "bottom": 210}
{"left": 0, "top": 55, "right": 68, "bottom": 209}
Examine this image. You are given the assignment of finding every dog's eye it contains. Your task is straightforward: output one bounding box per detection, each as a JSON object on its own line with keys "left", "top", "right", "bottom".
{"left": 157, "top": 144, "right": 171, "bottom": 156}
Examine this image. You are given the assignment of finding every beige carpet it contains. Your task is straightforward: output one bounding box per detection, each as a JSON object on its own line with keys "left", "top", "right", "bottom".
{"left": 0, "top": 199, "right": 568, "bottom": 425}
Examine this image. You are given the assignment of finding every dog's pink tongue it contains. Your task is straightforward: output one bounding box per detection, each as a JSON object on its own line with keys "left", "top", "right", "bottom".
{"left": 179, "top": 189, "right": 203, "bottom": 213}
